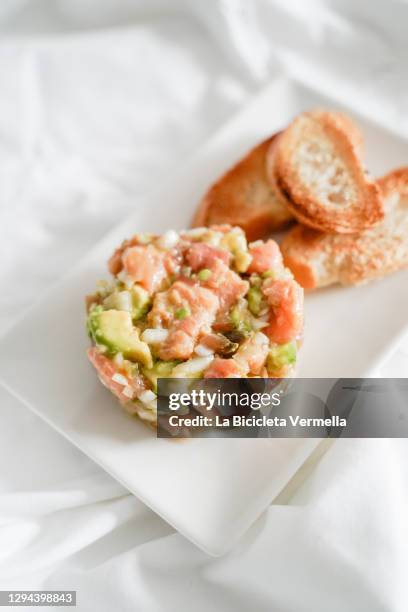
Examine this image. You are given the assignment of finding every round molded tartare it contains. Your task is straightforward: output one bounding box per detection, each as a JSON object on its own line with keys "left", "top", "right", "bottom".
{"left": 86, "top": 225, "right": 304, "bottom": 426}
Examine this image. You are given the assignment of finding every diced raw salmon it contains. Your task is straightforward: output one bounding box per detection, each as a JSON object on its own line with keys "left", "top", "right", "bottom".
{"left": 248, "top": 239, "right": 283, "bottom": 274}
{"left": 201, "top": 258, "right": 249, "bottom": 311}
{"left": 186, "top": 242, "right": 231, "bottom": 270}
{"left": 263, "top": 278, "right": 304, "bottom": 344}
{"left": 149, "top": 281, "right": 220, "bottom": 360}
{"left": 122, "top": 245, "right": 172, "bottom": 294}
{"left": 108, "top": 246, "right": 124, "bottom": 275}
{"left": 204, "top": 357, "right": 242, "bottom": 378}
{"left": 87, "top": 347, "right": 144, "bottom": 402}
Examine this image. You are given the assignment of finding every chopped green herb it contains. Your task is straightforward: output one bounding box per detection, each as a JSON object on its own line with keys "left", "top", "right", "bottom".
{"left": 249, "top": 274, "right": 262, "bottom": 288}
{"left": 262, "top": 270, "right": 276, "bottom": 279}
{"left": 198, "top": 268, "right": 212, "bottom": 281}
{"left": 175, "top": 306, "right": 190, "bottom": 320}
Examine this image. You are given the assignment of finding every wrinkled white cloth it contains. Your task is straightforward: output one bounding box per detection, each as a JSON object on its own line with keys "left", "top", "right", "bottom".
{"left": 1, "top": 1, "right": 408, "bottom": 610}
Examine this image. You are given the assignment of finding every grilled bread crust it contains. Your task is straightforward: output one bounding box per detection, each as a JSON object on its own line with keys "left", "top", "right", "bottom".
{"left": 280, "top": 167, "right": 408, "bottom": 289}
{"left": 192, "top": 134, "right": 293, "bottom": 241}
{"left": 274, "top": 110, "right": 384, "bottom": 234}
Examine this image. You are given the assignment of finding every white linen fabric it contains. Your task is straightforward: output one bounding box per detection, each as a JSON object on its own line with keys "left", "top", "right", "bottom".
{"left": 1, "top": 1, "right": 408, "bottom": 610}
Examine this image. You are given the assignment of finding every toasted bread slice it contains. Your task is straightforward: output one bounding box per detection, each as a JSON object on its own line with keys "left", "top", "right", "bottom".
{"left": 274, "top": 110, "right": 384, "bottom": 234}
{"left": 281, "top": 168, "right": 408, "bottom": 289}
{"left": 265, "top": 134, "right": 295, "bottom": 212}
{"left": 192, "top": 134, "right": 293, "bottom": 241}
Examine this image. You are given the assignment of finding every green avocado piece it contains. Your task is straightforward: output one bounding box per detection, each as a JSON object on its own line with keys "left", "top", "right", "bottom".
{"left": 87, "top": 305, "right": 103, "bottom": 339}
{"left": 230, "top": 305, "right": 251, "bottom": 334}
{"left": 131, "top": 285, "right": 150, "bottom": 320}
{"left": 247, "top": 287, "right": 263, "bottom": 316}
{"left": 88, "top": 307, "right": 152, "bottom": 367}
{"left": 143, "top": 360, "right": 179, "bottom": 392}
{"left": 267, "top": 342, "right": 297, "bottom": 372}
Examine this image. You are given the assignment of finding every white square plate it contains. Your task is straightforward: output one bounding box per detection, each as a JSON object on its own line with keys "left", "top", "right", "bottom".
{"left": 1, "top": 77, "right": 407, "bottom": 555}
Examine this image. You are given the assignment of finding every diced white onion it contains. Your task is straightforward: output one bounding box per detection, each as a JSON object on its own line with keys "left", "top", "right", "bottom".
{"left": 249, "top": 240, "right": 263, "bottom": 248}
{"left": 137, "top": 233, "right": 153, "bottom": 244}
{"left": 141, "top": 328, "right": 169, "bottom": 344}
{"left": 112, "top": 373, "right": 129, "bottom": 386}
{"left": 251, "top": 318, "right": 268, "bottom": 330}
{"left": 104, "top": 290, "right": 132, "bottom": 312}
{"left": 96, "top": 279, "right": 114, "bottom": 297}
{"left": 118, "top": 291, "right": 132, "bottom": 311}
{"left": 232, "top": 234, "right": 246, "bottom": 251}
{"left": 136, "top": 405, "right": 157, "bottom": 421}
{"left": 182, "top": 227, "right": 207, "bottom": 238}
{"left": 139, "top": 390, "right": 157, "bottom": 404}
{"left": 206, "top": 232, "right": 222, "bottom": 247}
{"left": 113, "top": 353, "right": 124, "bottom": 367}
{"left": 172, "top": 356, "right": 213, "bottom": 377}
{"left": 117, "top": 270, "right": 134, "bottom": 289}
{"left": 194, "top": 344, "right": 215, "bottom": 357}
{"left": 254, "top": 331, "right": 269, "bottom": 346}
{"left": 387, "top": 192, "right": 400, "bottom": 208}
{"left": 232, "top": 355, "right": 249, "bottom": 375}
{"left": 122, "top": 386, "right": 134, "bottom": 399}
{"left": 157, "top": 230, "right": 179, "bottom": 250}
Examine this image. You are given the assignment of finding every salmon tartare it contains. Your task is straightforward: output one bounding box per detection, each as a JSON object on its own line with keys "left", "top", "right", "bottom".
{"left": 86, "top": 225, "right": 304, "bottom": 426}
